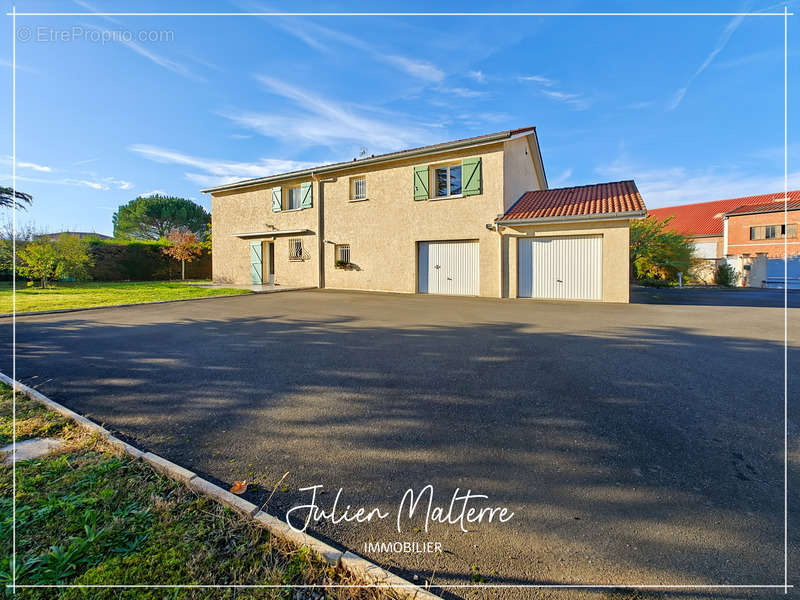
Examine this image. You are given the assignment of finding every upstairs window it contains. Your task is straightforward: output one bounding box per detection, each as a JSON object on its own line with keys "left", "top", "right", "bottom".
{"left": 285, "top": 186, "right": 301, "bottom": 210}
{"left": 351, "top": 177, "right": 366, "bottom": 201}
{"left": 750, "top": 224, "right": 798, "bottom": 240}
{"left": 434, "top": 164, "right": 462, "bottom": 197}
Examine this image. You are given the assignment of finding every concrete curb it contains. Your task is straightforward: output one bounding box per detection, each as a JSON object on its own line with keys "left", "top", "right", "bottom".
{"left": 0, "top": 372, "right": 441, "bottom": 600}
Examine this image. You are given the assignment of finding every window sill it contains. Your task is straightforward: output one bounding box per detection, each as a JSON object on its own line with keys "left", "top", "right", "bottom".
{"left": 349, "top": 198, "right": 369, "bottom": 203}
{"left": 277, "top": 207, "right": 309, "bottom": 213}
{"left": 429, "top": 194, "right": 464, "bottom": 201}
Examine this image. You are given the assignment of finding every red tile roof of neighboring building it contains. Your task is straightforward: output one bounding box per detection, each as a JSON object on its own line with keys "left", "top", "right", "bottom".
{"left": 497, "top": 180, "right": 646, "bottom": 222}
{"left": 648, "top": 190, "right": 800, "bottom": 236}
{"left": 724, "top": 199, "right": 800, "bottom": 215}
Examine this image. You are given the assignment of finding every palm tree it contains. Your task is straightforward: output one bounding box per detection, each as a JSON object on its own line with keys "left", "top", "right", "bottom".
{"left": 0, "top": 187, "right": 32, "bottom": 209}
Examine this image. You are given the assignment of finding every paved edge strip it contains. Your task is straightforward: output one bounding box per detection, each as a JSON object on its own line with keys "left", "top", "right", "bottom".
{"left": 0, "top": 372, "right": 441, "bottom": 600}
{"left": 0, "top": 285, "right": 319, "bottom": 319}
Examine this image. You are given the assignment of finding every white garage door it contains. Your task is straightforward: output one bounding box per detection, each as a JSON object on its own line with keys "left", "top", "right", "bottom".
{"left": 418, "top": 240, "right": 479, "bottom": 295}
{"left": 766, "top": 256, "right": 800, "bottom": 289}
{"left": 518, "top": 235, "right": 602, "bottom": 300}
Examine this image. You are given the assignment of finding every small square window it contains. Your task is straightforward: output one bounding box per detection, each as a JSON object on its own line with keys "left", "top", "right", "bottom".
{"left": 765, "top": 225, "right": 777, "bottom": 239}
{"left": 335, "top": 244, "right": 350, "bottom": 265}
{"left": 288, "top": 238, "right": 303, "bottom": 261}
{"left": 351, "top": 177, "right": 366, "bottom": 200}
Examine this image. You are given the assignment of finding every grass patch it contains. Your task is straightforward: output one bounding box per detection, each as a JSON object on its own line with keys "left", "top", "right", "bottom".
{"left": 0, "top": 281, "right": 250, "bottom": 314}
{"left": 0, "top": 385, "right": 396, "bottom": 599}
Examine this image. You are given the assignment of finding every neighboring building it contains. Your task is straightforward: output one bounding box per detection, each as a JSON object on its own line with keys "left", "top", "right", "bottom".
{"left": 649, "top": 190, "right": 800, "bottom": 287}
{"left": 204, "top": 127, "right": 646, "bottom": 303}
{"left": 37, "top": 231, "right": 113, "bottom": 240}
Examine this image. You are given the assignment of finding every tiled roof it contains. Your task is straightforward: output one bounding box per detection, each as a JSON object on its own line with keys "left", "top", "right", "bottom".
{"left": 203, "top": 126, "right": 537, "bottom": 193}
{"left": 497, "top": 180, "right": 646, "bottom": 222}
{"left": 724, "top": 198, "right": 800, "bottom": 215}
{"left": 648, "top": 190, "right": 800, "bottom": 236}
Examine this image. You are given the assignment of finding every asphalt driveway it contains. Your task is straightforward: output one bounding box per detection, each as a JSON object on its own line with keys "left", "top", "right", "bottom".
{"left": 2, "top": 290, "right": 798, "bottom": 599}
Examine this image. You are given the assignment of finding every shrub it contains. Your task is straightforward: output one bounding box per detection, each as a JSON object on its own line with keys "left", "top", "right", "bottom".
{"left": 714, "top": 263, "right": 739, "bottom": 287}
{"left": 630, "top": 216, "right": 694, "bottom": 282}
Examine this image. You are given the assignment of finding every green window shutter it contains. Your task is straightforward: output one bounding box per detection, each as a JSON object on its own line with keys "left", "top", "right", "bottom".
{"left": 462, "top": 157, "right": 482, "bottom": 196}
{"left": 250, "top": 241, "right": 263, "bottom": 284}
{"left": 413, "top": 165, "right": 429, "bottom": 201}
{"left": 300, "top": 181, "right": 313, "bottom": 209}
{"left": 271, "top": 187, "right": 282, "bottom": 212}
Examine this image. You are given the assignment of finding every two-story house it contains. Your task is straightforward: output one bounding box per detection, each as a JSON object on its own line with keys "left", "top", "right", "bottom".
{"left": 204, "top": 127, "right": 646, "bottom": 302}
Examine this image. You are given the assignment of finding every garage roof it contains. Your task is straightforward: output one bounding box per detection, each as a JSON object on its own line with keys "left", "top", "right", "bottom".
{"left": 497, "top": 180, "right": 646, "bottom": 223}
{"left": 648, "top": 190, "right": 800, "bottom": 236}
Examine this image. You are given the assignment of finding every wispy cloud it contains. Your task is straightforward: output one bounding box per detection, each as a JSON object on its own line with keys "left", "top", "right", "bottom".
{"left": 74, "top": 0, "right": 204, "bottom": 82}
{"left": 17, "top": 161, "right": 52, "bottom": 172}
{"left": 0, "top": 156, "right": 131, "bottom": 190}
{"left": 266, "top": 13, "right": 444, "bottom": 82}
{"left": 667, "top": 14, "right": 745, "bottom": 110}
{"left": 221, "top": 75, "right": 436, "bottom": 153}
{"left": 551, "top": 168, "right": 573, "bottom": 187}
{"left": 118, "top": 37, "right": 205, "bottom": 82}
{"left": 71, "top": 158, "right": 98, "bottom": 167}
{"left": 518, "top": 74, "right": 589, "bottom": 110}
{"left": 441, "top": 87, "right": 488, "bottom": 98}
{"left": 129, "top": 144, "right": 318, "bottom": 188}
{"left": 0, "top": 59, "right": 38, "bottom": 73}
{"left": 517, "top": 74, "right": 555, "bottom": 86}
{"left": 383, "top": 55, "right": 444, "bottom": 82}
{"left": 596, "top": 154, "right": 800, "bottom": 208}
{"left": 467, "top": 70, "right": 486, "bottom": 84}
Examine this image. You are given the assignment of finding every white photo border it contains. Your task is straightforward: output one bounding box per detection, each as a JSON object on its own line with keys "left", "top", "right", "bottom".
{"left": 6, "top": 5, "right": 794, "bottom": 595}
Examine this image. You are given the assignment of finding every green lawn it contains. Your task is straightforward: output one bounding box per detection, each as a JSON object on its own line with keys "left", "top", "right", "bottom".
{"left": 0, "top": 385, "right": 393, "bottom": 599}
{"left": 0, "top": 281, "right": 251, "bottom": 314}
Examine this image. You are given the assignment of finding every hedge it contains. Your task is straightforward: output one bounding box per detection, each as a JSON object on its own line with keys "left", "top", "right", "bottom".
{"left": 88, "top": 242, "right": 211, "bottom": 281}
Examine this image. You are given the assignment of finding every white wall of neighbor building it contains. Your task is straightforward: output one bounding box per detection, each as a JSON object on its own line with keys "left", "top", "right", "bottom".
{"left": 692, "top": 240, "right": 718, "bottom": 259}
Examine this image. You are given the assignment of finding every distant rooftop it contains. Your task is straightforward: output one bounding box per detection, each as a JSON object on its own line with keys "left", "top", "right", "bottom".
{"left": 648, "top": 190, "right": 800, "bottom": 236}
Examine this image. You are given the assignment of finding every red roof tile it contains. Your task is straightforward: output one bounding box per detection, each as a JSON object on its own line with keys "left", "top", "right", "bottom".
{"left": 497, "top": 180, "right": 646, "bottom": 222}
{"left": 724, "top": 198, "right": 800, "bottom": 216}
{"left": 648, "top": 190, "right": 800, "bottom": 236}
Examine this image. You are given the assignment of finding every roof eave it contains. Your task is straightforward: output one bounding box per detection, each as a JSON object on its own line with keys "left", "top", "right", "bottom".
{"left": 496, "top": 210, "right": 647, "bottom": 226}
{"left": 202, "top": 129, "right": 530, "bottom": 195}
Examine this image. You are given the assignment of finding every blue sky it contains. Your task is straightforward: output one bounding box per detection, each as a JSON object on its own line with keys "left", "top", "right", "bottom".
{"left": 1, "top": 0, "right": 798, "bottom": 236}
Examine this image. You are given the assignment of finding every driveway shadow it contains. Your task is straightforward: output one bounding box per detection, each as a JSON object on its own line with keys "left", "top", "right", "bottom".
{"left": 1, "top": 295, "right": 797, "bottom": 599}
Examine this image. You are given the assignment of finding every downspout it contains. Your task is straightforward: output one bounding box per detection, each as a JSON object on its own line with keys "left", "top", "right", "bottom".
{"left": 723, "top": 215, "right": 729, "bottom": 257}
{"left": 494, "top": 222, "right": 505, "bottom": 298}
{"left": 316, "top": 175, "right": 337, "bottom": 290}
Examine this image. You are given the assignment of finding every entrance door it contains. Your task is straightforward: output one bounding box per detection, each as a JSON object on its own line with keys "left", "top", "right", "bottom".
{"left": 249, "top": 241, "right": 263, "bottom": 284}
{"left": 518, "top": 235, "right": 602, "bottom": 300}
{"left": 266, "top": 241, "right": 275, "bottom": 284}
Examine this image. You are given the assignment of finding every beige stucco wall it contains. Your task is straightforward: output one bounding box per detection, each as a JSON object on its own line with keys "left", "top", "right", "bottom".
{"left": 321, "top": 143, "right": 507, "bottom": 297}
{"left": 503, "top": 219, "right": 632, "bottom": 303}
{"left": 502, "top": 136, "right": 542, "bottom": 212}
{"left": 211, "top": 176, "right": 319, "bottom": 288}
